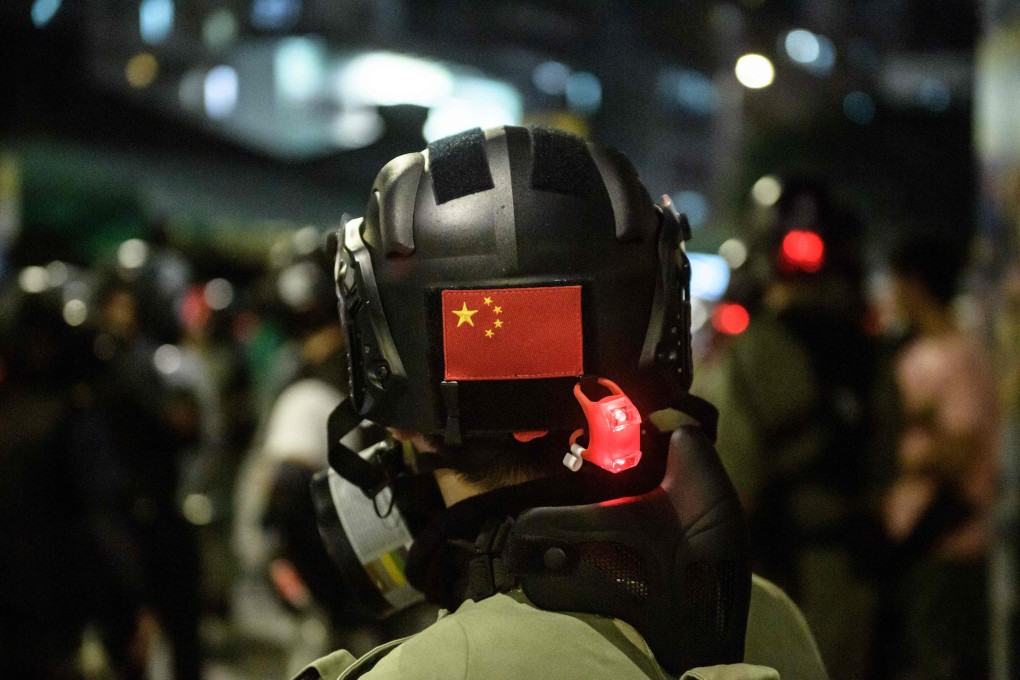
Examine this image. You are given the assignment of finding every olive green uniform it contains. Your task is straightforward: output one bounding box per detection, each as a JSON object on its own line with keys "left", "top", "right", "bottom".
{"left": 295, "top": 575, "right": 827, "bottom": 680}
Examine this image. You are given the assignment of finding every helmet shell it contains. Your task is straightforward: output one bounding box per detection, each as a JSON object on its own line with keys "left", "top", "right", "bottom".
{"left": 336, "top": 126, "right": 691, "bottom": 438}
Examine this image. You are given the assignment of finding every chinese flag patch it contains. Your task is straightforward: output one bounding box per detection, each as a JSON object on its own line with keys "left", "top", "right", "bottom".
{"left": 442, "top": 286, "right": 583, "bottom": 381}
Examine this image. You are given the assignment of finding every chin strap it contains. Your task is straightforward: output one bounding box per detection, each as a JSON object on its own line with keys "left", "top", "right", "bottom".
{"left": 674, "top": 393, "right": 720, "bottom": 443}
{"left": 327, "top": 399, "right": 387, "bottom": 498}
{"left": 327, "top": 398, "right": 461, "bottom": 507}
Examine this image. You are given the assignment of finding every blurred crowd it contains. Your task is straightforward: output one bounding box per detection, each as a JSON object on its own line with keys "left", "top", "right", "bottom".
{"left": 0, "top": 222, "right": 432, "bottom": 680}
{"left": 698, "top": 181, "right": 1002, "bottom": 680}
{"left": 0, "top": 178, "right": 1007, "bottom": 680}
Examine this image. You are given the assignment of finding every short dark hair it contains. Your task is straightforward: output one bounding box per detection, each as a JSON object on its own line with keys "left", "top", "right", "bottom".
{"left": 429, "top": 433, "right": 567, "bottom": 491}
{"left": 888, "top": 231, "right": 967, "bottom": 306}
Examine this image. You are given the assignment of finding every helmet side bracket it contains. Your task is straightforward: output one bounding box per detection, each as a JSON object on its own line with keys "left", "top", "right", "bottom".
{"left": 639, "top": 197, "right": 694, "bottom": 399}
{"left": 337, "top": 217, "right": 408, "bottom": 417}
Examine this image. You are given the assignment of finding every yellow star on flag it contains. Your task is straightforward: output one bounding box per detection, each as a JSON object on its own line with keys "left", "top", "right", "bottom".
{"left": 494, "top": 319, "right": 503, "bottom": 328}
{"left": 493, "top": 306, "right": 502, "bottom": 314}
{"left": 483, "top": 297, "right": 493, "bottom": 306}
{"left": 485, "top": 329, "right": 495, "bottom": 338}
{"left": 453, "top": 303, "right": 478, "bottom": 327}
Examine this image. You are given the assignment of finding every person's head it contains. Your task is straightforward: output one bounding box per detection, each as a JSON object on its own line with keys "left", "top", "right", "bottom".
{"left": 731, "top": 177, "right": 866, "bottom": 319}
{"left": 266, "top": 227, "right": 342, "bottom": 344}
{"left": 93, "top": 239, "right": 190, "bottom": 346}
{"left": 96, "top": 279, "right": 142, "bottom": 341}
{"left": 333, "top": 126, "right": 693, "bottom": 497}
{"left": 888, "top": 230, "right": 966, "bottom": 322}
{"left": 0, "top": 264, "right": 100, "bottom": 386}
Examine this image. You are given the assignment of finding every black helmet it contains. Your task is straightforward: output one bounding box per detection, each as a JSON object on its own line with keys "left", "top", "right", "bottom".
{"left": 332, "top": 125, "right": 692, "bottom": 443}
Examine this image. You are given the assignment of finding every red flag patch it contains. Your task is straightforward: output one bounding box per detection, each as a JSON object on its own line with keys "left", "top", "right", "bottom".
{"left": 442, "top": 286, "right": 583, "bottom": 381}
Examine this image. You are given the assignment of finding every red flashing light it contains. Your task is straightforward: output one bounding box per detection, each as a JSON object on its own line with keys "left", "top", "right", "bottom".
{"left": 712, "top": 303, "right": 750, "bottom": 335}
{"left": 570, "top": 378, "right": 642, "bottom": 474}
{"left": 610, "top": 458, "right": 630, "bottom": 472}
{"left": 610, "top": 406, "right": 629, "bottom": 430}
{"left": 780, "top": 230, "right": 825, "bottom": 273}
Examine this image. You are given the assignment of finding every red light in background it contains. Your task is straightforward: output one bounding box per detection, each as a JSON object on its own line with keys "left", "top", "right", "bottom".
{"left": 780, "top": 230, "right": 825, "bottom": 273}
{"left": 712, "top": 303, "right": 750, "bottom": 335}
{"left": 180, "top": 285, "right": 212, "bottom": 333}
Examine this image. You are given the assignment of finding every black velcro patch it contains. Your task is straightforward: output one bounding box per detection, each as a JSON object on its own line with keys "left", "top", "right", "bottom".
{"left": 428, "top": 128, "right": 495, "bottom": 205}
{"left": 529, "top": 127, "right": 601, "bottom": 197}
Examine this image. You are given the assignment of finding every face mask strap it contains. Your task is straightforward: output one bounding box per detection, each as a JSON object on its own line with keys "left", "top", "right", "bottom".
{"left": 326, "top": 399, "right": 388, "bottom": 499}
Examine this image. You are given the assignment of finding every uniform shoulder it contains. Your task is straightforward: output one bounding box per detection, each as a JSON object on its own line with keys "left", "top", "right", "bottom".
{"left": 361, "top": 593, "right": 661, "bottom": 680}
{"left": 745, "top": 575, "right": 829, "bottom": 680}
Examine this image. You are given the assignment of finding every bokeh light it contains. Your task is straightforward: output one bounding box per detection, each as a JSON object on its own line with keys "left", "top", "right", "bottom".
{"left": 204, "top": 278, "right": 234, "bottom": 311}
{"left": 565, "top": 72, "right": 602, "bottom": 114}
{"left": 63, "top": 299, "right": 88, "bottom": 327}
{"left": 117, "top": 239, "right": 150, "bottom": 270}
{"left": 139, "top": 0, "right": 174, "bottom": 45}
{"left": 533, "top": 61, "right": 570, "bottom": 96}
{"left": 785, "top": 29, "right": 821, "bottom": 64}
{"left": 780, "top": 230, "right": 825, "bottom": 272}
{"left": 125, "top": 53, "right": 159, "bottom": 89}
{"left": 18, "top": 266, "right": 49, "bottom": 294}
{"left": 46, "top": 260, "right": 69, "bottom": 287}
{"left": 712, "top": 303, "right": 750, "bottom": 335}
{"left": 31, "top": 0, "right": 62, "bottom": 28}
{"left": 204, "top": 65, "right": 239, "bottom": 119}
{"left": 719, "top": 238, "right": 749, "bottom": 269}
{"left": 751, "top": 175, "right": 783, "bottom": 206}
{"left": 688, "top": 253, "right": 731, "bottom": 301}
{"left": 153, "top": 344, "right": 183, "bottom": 375}
{"left": 337, "top": 52, "right": 453, "bottom": 108}
{"left": 735, "top": 54, "right": 775, "bottom": 89}
{"left": 202, "top": 9, "right": 238, "bottom": 51}
{"left": 251, "top": 0, "right": 302, "bottom": 31}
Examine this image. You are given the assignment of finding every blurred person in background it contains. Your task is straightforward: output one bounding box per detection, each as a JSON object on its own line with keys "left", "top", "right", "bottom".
{"left": 0, "top": 267, "right": 96, "bottom": 680}
{"left": 882, "top": 231, "right": 1000, "bottom": 680}
{"left": 174, "top": 278, "right": 258, "bottom": 622}
{"left": 68, "top": 255, "right": 205, "bottom": 680}
{"left": 713, "top": 180, "right": 891, "bottom": 679}
{"left": 233, "top": 229, "right": 432, "bottom": 676}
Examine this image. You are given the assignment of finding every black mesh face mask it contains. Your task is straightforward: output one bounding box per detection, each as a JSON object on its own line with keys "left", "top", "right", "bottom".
{"left": 310, "top": 413, "right": 752, "bottom": 675}
{"left": 500, "top": 426, "right": 750, "bottom": 674}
